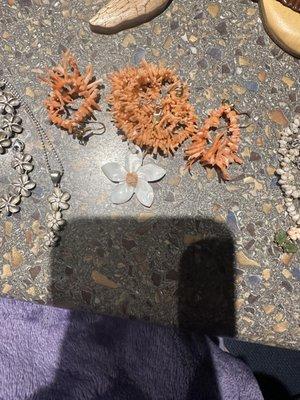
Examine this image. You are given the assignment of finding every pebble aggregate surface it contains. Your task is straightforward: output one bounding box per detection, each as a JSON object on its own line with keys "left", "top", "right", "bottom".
{"left": 0, "top": 0, "right": 299, "bottom": 349}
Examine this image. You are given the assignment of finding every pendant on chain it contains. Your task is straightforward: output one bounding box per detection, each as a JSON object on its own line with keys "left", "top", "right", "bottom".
{"left": 45, "top": 174, "right": 71, "bottom": 247}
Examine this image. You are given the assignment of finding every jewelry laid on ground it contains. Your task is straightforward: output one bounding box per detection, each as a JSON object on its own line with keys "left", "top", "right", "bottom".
{"left": 185, "top": 102, "right": 244, "bottom": 181}
{"left": 0, "top": 81, "right": 36, "bottom": 215}
{"left": 102, "top": 145, "right": 166, "bottom": 207}
{"left": 41, "top": 51, "right": 102, "bottom": 140}
{"left": 276, "top": 114, "right": 300, "bottom": 242}
{"left": 0, "top": 79, "right": 70, "bottom": 247}
{"left": 108, "top": 60, "right": 198, "bottom": 155}
{"left": 1, "top": 52, "right": 297, "bottom": 254}
{"left": 108, "top": 61, "right": 248, "bottom": 181}
{"left": 0, "top": 140, "right": 36, "bottom": 215}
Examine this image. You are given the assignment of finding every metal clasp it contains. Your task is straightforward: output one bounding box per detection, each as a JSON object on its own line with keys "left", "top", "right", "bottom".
{"left": 50, "top": 170, "right": 62, "bottom": 186}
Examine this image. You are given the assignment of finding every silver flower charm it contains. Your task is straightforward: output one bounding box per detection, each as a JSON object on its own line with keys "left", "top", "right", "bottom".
{"left": 12, "top": 174, "right": 36, "bottom": 197}
{"left": 0, "top": 91, "right": 20, "bottom": 114}
{"left": 0, "top": 137, "right": 11, "bottom": 154}
{"left": 0, "top": 194, "right": 20, "bottom": 214}
{"left": 47, "top": 211, "right": 65, "bottom": 231}
{"left": 12, "top": 153, "right": 33, "bottom": 174}
{"left": 48, "top": 187, "right": 71, "bottom": 211}
{"left": 1, "top": 114, "right": 23, "bottom": 138}
{"left": 44, "top": 231, "right": 59, "bottom": 247}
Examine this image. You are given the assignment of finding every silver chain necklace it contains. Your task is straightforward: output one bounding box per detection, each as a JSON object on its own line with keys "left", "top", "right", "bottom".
{"left": 0, "top": 79, "right": 71, "bottom": 247}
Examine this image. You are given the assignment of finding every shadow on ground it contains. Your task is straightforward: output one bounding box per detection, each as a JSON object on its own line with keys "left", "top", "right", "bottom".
{"left": 28, "top": 217, "right": 237, "bottom": 399}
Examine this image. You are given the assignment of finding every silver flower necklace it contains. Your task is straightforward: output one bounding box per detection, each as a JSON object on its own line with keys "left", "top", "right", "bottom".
{"left": 0, "top": 79, "right": 70, "bottom": 247}
{"left": 0, "top": 85, "right": 35, "bottom": 214}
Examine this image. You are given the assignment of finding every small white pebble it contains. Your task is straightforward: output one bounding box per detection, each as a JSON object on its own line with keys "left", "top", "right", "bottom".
{"left": 290, "top": 149, "right": 299, "bottom": 156}
{"left": 293, "top": 118, "right": 300, "bottom": 127}
{"left": 287, "top": 205, "right": 296, "bottom": 212}
{"left": 285, "top": 128, "right": 292, "bottom": 135}
{"left": 291, "top": 125, "right": 299, "bottom": 133}
{"left": 278, "top": 149, "right": 287, "bottom": 155}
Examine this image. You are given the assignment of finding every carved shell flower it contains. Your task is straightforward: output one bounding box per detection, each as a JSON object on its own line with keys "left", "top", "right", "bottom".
{"left": 1, "top": 114, "right": 23, "bottom": 137}
{"left": 102, "top": 150, "right": 166, "bottom": 208}
{"left": 0, "top": 92, "right": 20, "bottom": 114}
{"left": 44, "top": 231, "right": 59, "bottom": 247}
{"left": 48, "top": 187, "right": 70, "bottom": 211}
{"left": 13, "top": 174, "right": 36, "bottom": 197}
{"left": 0, "top": 137, "right": 11, "bottom": 154}
{"left": 0, "top": 194, "right": 20, "bottom": 214}
{"left": 47, "top": 211, "right": 65, "bottom": 231}
{"left": 11, "top": 153, "right": 33, "bottom": 174}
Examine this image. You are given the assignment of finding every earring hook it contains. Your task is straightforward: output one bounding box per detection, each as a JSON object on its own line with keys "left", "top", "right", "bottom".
{"left": 77, "top": 121, "right": 106, "bottom": 145}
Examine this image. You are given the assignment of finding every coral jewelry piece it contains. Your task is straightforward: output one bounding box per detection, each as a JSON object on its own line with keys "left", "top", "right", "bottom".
{"left": 185, "top": 102, "right": 243, "bottom": 180}
{"left": 1, "top": 79, "right": 70, "bottom": 248}
{"left": 109, "top": 60, "right": 198, "bottom": 155}
{"left": 89, "top": 0, "right": 171, "bottom": 34}
{"left": 41, "top": 51, "right": 102, "bottom": 138}
{"left": 277, "top": 114, "right": 300, "bottom": 241}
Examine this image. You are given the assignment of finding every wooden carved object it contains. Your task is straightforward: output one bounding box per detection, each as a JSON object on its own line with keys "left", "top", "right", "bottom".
{"left": 90, "top": 0, "right": 170, "bottom": 34}
{"left": 259, "top": 0, "right": 300, "bottom": 58}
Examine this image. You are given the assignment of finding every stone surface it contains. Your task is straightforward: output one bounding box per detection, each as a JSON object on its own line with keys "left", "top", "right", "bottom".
{"left": 0, "top": 0, "right": 299, "bottom": 349}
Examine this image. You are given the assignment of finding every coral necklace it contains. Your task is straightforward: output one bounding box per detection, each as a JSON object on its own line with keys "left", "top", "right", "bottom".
{"left": 1, "top": 79, "right": 70, "bottom": 247}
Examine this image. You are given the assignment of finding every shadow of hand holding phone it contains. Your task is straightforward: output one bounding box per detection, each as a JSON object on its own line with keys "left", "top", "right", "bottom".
{"left": 28, "top": 216, "right": 236, "bottom": 399}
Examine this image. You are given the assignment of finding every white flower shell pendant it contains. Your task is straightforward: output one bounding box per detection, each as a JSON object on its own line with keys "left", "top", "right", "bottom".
{"left": 102, "top": 151, "right": 166, "bottom": 208}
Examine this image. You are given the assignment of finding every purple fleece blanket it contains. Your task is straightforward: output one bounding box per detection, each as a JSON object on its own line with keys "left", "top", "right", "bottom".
{"left": 0, "top": 297, "right": 263, "bottom": 399}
